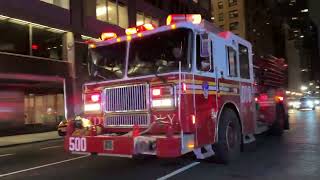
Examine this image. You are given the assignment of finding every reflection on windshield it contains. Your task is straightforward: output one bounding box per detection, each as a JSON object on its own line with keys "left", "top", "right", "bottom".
{"left": 128, "top": 29, "right": 191, "bottom": 77}
{"left": 89, "top": 42, "right": 126, "bottom": 80}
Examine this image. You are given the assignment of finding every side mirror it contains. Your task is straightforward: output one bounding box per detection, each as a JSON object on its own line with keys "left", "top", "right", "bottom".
{"left": 200, "top": 33, "right": 210, "bottom": 58}
{"left": 87, "top": 51, "right": 99, "bottom": 77}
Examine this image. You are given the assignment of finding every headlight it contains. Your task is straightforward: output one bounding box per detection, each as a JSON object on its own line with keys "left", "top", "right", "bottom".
{"left": 307, "top": 100, "right": 314, "bottom": 107}
{"left": 152, "top": 98, "right": 174, "bottom": 108}
{"left": 314, "top": 100, "right": 320, "bottom": 105}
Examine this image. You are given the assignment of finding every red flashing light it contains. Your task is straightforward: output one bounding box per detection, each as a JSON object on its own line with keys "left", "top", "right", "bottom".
{"left": 166, "top": 14, "right": 202, "bottom": 25}
{"left": 152, "top": 88, "right": 161, "bottom": 96}
{"left": 90, "top": 94, "right": 100, "bottom": 102}
{"left": 101, "top": 32, "right": 117, "bottom": 41}
{"left": 192, "top": 115, "right": 196, "bottom": 124}
{"left": 182, "top": 83, "right": 187, "bottom": 93}
{"left": 218, "top": 31, "right": 232, "bottom": 39}
{"left": 32, "top": 44, "right": 39, "bottom": 50}
{"left": 125, "top": 24, "right": 155, "bottom": 35}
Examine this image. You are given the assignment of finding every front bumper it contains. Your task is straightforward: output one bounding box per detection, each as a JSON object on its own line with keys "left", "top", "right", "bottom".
{"left": 64, "top": 135, "right": 185, "bottom": 158}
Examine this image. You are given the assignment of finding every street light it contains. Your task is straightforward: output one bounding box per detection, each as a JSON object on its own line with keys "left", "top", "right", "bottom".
{"left": 301, "top": 85, "right": 308, "bottom": 91}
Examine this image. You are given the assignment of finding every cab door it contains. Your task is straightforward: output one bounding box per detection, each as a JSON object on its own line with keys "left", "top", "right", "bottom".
{"left": 193, "top": 33, "right": 216, "bottom": 147}
{"left": 238, "top": 43, "right": 255, "bottom": 134}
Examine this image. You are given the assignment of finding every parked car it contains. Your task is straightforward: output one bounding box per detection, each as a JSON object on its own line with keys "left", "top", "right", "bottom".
{"left": 57, "top": 119, "right": 68, "bottom": 136}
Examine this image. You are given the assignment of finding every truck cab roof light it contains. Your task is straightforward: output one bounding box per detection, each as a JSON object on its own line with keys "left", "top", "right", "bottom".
{"left": 166, "top": 14, "right": 202, "bottom": 25}
{"left": 125, "top": 24, "right": 155, "bottom": 35}
{"left": 101, "top": 32, "right": 117, "bottom": 41}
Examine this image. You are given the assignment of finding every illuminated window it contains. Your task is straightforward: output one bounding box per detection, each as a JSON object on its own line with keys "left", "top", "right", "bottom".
{"left": 218, "top": 13, "right": 224, "bottom": 21}
{"left": 118, "top": 4, "right": 128, "bottom": 28}
{"left": 96, "top": 0, "right": 128, "bottom": 28}
{"left": 218, "top": 1, "right": 223, "bottom": 9}
{"left": 136, "top": 12, "right": 159, "bottom": 26}
{"left": 40, "top": 0, "right": 70, "bottom": 9}
{"left": 228, "top": 0, "right": 237, "bottom": 7}
{"left": 229, "top": 10, "right": 239, "bottom": 18}
{"left": 229, "top": 22, "right": 239, "bottom": 31}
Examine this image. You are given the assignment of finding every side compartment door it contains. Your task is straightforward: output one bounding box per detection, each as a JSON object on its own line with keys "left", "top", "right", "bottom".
{"left": 194, "top": 33, "right": 216, "bottom": 147}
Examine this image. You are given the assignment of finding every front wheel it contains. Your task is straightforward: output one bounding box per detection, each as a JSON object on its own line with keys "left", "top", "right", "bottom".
{"left": 212, "top": 108, "right": 241, "bottom": 164}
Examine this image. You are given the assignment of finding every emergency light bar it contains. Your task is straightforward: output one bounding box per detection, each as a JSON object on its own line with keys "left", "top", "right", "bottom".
{"left": 101, "top": 32, "right": 117, "bottom": 41}
{"left": 166, "top": 14, "right": 202, "bottom": 25}
{"left": 125, "top": 23, "right": 155, "bottom": 35}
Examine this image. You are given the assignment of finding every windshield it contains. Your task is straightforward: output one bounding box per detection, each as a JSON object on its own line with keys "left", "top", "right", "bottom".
{"left": 89, "top": 42, "right": 126, "bottom": 80}
{"left": 127, "top": 28, "right": 191, "bottom": 77}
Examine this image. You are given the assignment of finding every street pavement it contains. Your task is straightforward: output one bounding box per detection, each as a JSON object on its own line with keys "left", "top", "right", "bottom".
{"left": 0, "top": 108, "right": 320, "bottom": 180}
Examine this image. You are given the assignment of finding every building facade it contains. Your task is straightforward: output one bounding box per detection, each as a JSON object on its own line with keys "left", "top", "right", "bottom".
{"left": 212, "top": 0, "right": 246, "bottom": 37}
{"left": 0, "top": 0, "right": 212, "bottom": 131}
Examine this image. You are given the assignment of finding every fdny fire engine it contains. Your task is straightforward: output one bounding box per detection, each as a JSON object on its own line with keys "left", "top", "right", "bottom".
{"left": 65, "top": 14, "right": 289, "bottom": 163}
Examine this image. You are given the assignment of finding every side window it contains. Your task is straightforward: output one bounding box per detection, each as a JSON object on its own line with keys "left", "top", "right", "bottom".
{"left": 239, "top": 44, "right": 250, "bottom": 79}
{"left": 227, "top": 46, "right": 237, "bottom": 77}
{"left": 196, "top": 35, "right": 213, "bottom": 72}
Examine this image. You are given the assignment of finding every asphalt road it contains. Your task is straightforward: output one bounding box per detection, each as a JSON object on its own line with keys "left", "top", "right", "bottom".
{"left": 1, "top": 108, "right": 320, "bottom": 180}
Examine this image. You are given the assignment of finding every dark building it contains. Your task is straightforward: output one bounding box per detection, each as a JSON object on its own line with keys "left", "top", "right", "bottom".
{"left": 244, "top": 0, "right": 320, "bottom": 92}
{"left": 0, "top": 0, "right": 212, "bottom": 131}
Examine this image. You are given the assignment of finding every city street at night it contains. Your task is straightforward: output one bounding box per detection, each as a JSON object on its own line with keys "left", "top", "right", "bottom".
{"left": 1, "top": 109, "right": 320, "bottom": 180}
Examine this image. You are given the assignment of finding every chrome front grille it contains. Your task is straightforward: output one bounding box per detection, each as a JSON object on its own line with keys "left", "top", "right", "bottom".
{"left": 105, "top": 114, "right": 150, "bottom": 127}
{"left": 105, "top": 84, "right": 148, "bottom": 112}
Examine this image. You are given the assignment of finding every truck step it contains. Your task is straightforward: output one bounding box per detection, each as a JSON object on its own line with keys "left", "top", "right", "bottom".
{"left": 193, "top": 144, "right": 215, "bottom": 159}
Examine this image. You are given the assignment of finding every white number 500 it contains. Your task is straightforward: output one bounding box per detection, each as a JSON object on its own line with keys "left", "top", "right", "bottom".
{"left": 69, "top": 137, "right": 87, "bottom": 152}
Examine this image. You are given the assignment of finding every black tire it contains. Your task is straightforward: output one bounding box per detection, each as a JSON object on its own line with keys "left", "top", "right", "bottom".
{"left": 270, "top": 104, "right": 285, "bottom": 136}
{"left": 212, "top": 108, "right": 241, "bottom": 164}
{"left": 58, "top": 130, "right": 66, "bottom": 136}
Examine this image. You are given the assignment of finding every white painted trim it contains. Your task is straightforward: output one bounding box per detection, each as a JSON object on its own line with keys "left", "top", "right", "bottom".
{"left": 0, "top": 155, "right": 89, "bottom": 178}
{"left": 157, "top": 162, "right": 200, "bottom": 180}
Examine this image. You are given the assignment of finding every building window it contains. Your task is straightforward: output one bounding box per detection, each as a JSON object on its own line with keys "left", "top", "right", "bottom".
{"left": 40, "top": 0, "right": 70, "bottom": 9}
{"left": 229, "top": 10, "right": 239, "bottom": 18}
{"left": 0, "top": 21, "right": 29, "bottom": 55}
{"left": 0, "top": 16, "right": 65, "bottom": 60}
{"left": 239, "top": 44, "right": 250, "bottom": 79}
{"left": 218, "top": 1, "right": 223, "bottom": 9}
{"left": 136, "top": 12, "right": 159, "bottom": 26}
{"left": 218, "top": 13, "right": 224, "bottom": 21}
{"left": 219, "top": 25, "right": 225, "bottom": 29}
{"left": 32, "top": 27, "right": 63, "bottom": 60}
{"left": 96, "top": 0, "right": 129, "bottom": 28}
{"left": 227, "top": 46, "right": 237, "bottom": 77}
{"left": 228, "top": 0, "right": 237, "bottom": 7}
{"left": 229, "top": 22, "right": 239, "bottom": 31}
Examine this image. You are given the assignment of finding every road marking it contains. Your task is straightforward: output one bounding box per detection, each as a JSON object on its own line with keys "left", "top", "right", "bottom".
{"left": 0, "top": 154, "right": 15, "bottom": 158}
{"left": 157, "top": 162, "right": 200, "bottom": 180}
{"left": 0, "top": 155, "right": 89, "bottom": 178}
{"left": 40, "top": 146, "right": 62, "bottom": 150}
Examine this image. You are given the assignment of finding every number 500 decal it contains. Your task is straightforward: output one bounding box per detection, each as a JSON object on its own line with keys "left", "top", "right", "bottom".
{"left": 69, "top": 137, "right": 87, "bottom": 152}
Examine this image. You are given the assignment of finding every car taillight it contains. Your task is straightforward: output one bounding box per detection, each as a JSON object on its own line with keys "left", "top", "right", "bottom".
{"left": 151, "top": 86, "right": 175, "bottom": 109}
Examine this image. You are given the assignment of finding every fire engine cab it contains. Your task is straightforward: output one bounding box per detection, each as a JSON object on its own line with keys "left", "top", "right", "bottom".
{"left": 65, "top": 14, "right": 289, "bottom": 163}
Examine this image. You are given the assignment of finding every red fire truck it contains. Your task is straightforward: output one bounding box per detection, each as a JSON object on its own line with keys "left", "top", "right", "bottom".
{"left": 64, "top": 14, "right": 289, "bottom": 163}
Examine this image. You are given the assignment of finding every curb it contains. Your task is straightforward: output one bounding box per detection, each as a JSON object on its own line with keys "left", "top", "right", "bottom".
{"left": 0, "top": 137, "right": 63, "bottom": 148}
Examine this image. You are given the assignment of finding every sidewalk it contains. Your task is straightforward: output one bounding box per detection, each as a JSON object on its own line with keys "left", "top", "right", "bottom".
{"left": 0, "top": 131, "right": 62, "bottom": 147}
